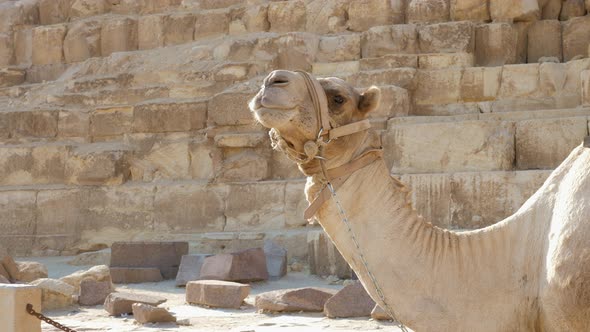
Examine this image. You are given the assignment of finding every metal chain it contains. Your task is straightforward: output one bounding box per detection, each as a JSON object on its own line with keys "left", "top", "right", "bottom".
{"left": 26, "top": 304, "right": 78, "bottom": 332}
{"left": 326, "top": 182, "right": 410, "bottom": 332}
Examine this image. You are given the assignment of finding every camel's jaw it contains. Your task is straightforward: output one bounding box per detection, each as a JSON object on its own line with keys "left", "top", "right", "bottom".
{"left": 249, "top": 101, "right": 298, "bottom": 130}
{"left": 249, "top": 85, "right": 299, "bottom": 130}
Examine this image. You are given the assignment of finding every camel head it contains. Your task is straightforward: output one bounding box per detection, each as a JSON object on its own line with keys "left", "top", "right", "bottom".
{"left": 249, "top": 70, "right": 381, "bottom": 173}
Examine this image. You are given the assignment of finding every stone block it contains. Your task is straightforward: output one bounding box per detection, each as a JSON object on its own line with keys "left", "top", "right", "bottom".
{"left": 460, "top": 66, "right": 502, "bottom": 102}
{"left": 199, "top": 248, "right": 269, "bottom": 282}
{"left": 175, "top": 254, "right": 210, "bottom": 287}
{"left": 186, "top": 280, "right": 250, "bottom": 308}
{"left": 264, "top": 240, "right": 287, "bottom": 279}
{"left": 0, "top": 145, "right": 66, "bottom": 186}
{"left": 129, "top": 140, "right": 191, "bottom": 181}
{"left": 0, "top": 284, "right": 41, "bottom": 332}
{"left": 58, "top": 111, "right": 89, "bottom": 137}
{"left": 527, "top": 20, "right": 562, "bottom": 63}
{"left": 133, "top": 99, "right": 207, "bottom": 133}
{"left": 475, "top": 23, "right": 517, "bottom": 66}
{"left": 70, "top": 0, "right": 107, "bottom": 19}
{"left": 284, "top": 181, "right": 308, "bottom": 227}
{"left": 60, "top": 265, "right": 113, "bottom": 294}
{"left": 138, "top": 15, "right": 164, "bottom": 50}
{"left": 68, "top": 249, "right": 111, "bottom": 267}
{"left": 26, "top": 63, "right": 69, "bottom": 83}
{"left": 104, "top": 292, "right": 166, "bottom": 316}
{"left": 14, "top": 262, "right": 47, "bottom": 283}
{"left": 101, "top": 17, "right": 138, "bottom": 56}
{"left": 348, "top": 68, "right": 417, "bottom": 89}
{"left": 0, "top": 33, "right": 14, "bottom": 67}
{"left": 407, "top": 0, "right": 451, "bottom": 24}
{"left": 372, "top": 85, "right": 410, "bottom": 118}
{"left": 360, "top": 55, "right": 418, "bottom": 70}
{"left": 64, "top": 19, "right": 102, "bottom": 63}
{"left": 418, "top": 21, "right": 474, "bottom": 53}
{"left": 1, "top": 256, "right": 19, "bottom": 282}
{"left": 275, "top": 32, "right": 320, "bottom": 71}
{"left": 384, "top": 120, "right": 515, "bottom": 173}
{"left": 256, "top": 287, "right": 337, "bottom": 312}
{"left": 110, "top": 267, "right": 164, "bottom": 284}
{"left": 489, "top": 0, "right": 539, "bottom": 22}
{"left": 132, "top": 303, "right": 176, "bottom": 323}
{"left": 0, "top": 264, "right": 10, "bottom": 281}
{"left": 268, "top": 0, "right": 306, "bottom": 33}
{"left": 560, "top": 0, "right": 586, "bottom": 21}
{"left": 312, "top": 61, "right": 360, "bottom": 76}
{"left": 39, "top": 0, "right": 70, "bottom": 25}
{"left": 450, "top": 0, "right": 490, "bottom": 21}
{"left": 0, "top": 192, "right": 36, "bottom": 236}
{"left": 539, "top": 62, "right": 567, "bottom": 96}
{"left": 214, "top": 133, "right": 266, "bottom": 148}
{"left": 194, "top": 10, "right": 230, "bottom": 39}
{"left": 317, "top": 34, "right": 361, "bottom": 62}
{"left": 307, "top": 230, "right": 352, "bottom": 278}
{"left": 90, "top": 106, "right": 133, "bottom": 137}
{"left": 32, "top": 25, "right": 66, "bottom": 65}
{"left": 361, "top": 25, "right": 418, "bottom": 58}
{"left": 208, "top": 90, "right": 256, "bottom": 126}
{"left": 110, "top": 242, "right": 188, "bottom": 279}
{"left": 65, "top": 144, "right": 129, "bottom": 185}
{"left": 9, "top": 111, "right": 58, "bottom": 138}
{"left": 498, "top": 63, "right": 540, "bottom": 98}
{"left": 418, "top": 53, "right": 474, "bottom": 69}
{"left": 324, "top": 281, "right": 375, "bottom": 318}
{"left": 30, "top": 278, "right": 76, "bottom": 310}
{"left": 79, "top": 279, "right": 112, "bottom": 306}
{"left": 583, "top": 70, "right": 590, "bottom": 106}
{"left": 0, "top": 68, "right": 25, "bottom": 88}
{"left": 164, "top": 13, "right": 195, "bottom": 46}
{"left": 347, "top": 0, "right": 396, "bottom": 31}
{"left": 415, "top": 69, "right": 462, "bottom": 105}
{"left": 224, "top": 182, "right": 285, "bottom": 231}
{"left": 305, "top": 0, "right": 348, "bottom": 34}
{"left": 515, "top": 117, "right": 588, "bottom": 169}
{"left": 14, "top": 27, "right": 33, "bottom": 66}
{"left": 562, "top": 16, "right": 590, "bottom": 61}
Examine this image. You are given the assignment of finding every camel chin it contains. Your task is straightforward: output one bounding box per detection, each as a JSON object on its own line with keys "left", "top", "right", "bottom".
{"left": 251, "top": 106, "right": 297, "bottom": 130}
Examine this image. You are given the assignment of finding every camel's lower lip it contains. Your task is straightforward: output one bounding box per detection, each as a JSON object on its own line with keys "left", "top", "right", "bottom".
{"left": 252, "top": 107, "right": 297, "bottom": 128}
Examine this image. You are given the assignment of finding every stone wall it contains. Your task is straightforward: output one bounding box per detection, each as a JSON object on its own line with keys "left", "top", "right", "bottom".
{"left": 0, "top": 0, "right": 589, "bottom": 272}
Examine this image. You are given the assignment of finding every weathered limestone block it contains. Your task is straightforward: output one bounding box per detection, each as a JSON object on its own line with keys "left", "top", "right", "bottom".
{"left": 200, "top": 248, "right": 269, "bottom": 282}
{"left": 361, "top": 25, "right": 418, "bottom": 58}
{"left": 562, "top": 16, "right": 590, "bottom": 61}
{"left": 101, "top": 17, "right": 138, "bottom": 56}
{"left": 138, "top": 15, "right": 165, "bottom": 50}
{"left": 560, "top": 0, "right": 586, "bottom": 21}
{"left": 475, "top": 23, "right": 517, "bottom": 66}
{"left": 324, "top": 281, "right": 375, "bottom": 318}
{"left": 64, "top": 19, "right": 102, "bottom": 63}
{"left": 348, "top": 0, "right": 396, "bottom": 31}
{"left": 60, "top": 265, "right": 113, "bottom": 293}
{"left": 372, "top": 85, "right": 410, "bottom": 118}
{"left": 70, "top": 0, "right": 107, "bottom": 19}
{"left": 208, "top": 90, "right": 256, "bottom": 126}
{"left": 450, "top": 0, "right": 490, "bottom": 21}
{"left": 32, "top": 25, "right": 66, "bottom": 65}
{"left": 490, "top": 0, "right": 539, "bottom": 22}
{"left": 79, "top": 279, "right": 112, "bottom": 306}
{"left": 513, "top": 21, "right": 532, "bottom": 63}
{"left": 65, "top": 144, "right": 129, "bottom": 185}
{"left": 58, "top": 111, "right": 89, "bottom": 137}
{"left": 460, "top": 66, "right": 502, "bottom": 102}
{"left": 268, "top": 0, "right": 306, "bottom": 33}
{"left": 14, "top": 262, "right": 47, "bottom": 283}
{"left": 39, "top": 0, "right": 70, "bottom": 25}
{"left": 110, "top": 242, "right": 188, "bottom": 280}
{"left": 186, "top": 0, "right": 242, "bottom": 10}
{"left": 349, "top": 68, "right": 416, "bottom": 89}
{"left": 14, "top": 27, "right": 33, "bottom": 66}
{"left": 317, "top": 34, "right": 361, "bottom": 62}
{"left": 0, "top": 69, "right": 25, "bottom": 88}
{"left": 516, "top": 117, "right": 588, "bottom": 169}
{"left": 540, "top": 0, "right": 562, "bottom": 19}
{"left": 104, "top": 292, "right": 166, "bottom": 316}
{"left": 154, "top": 184, "right": 226, "bottom": 232}
{"left": 418, "top": 53, "right": 474, "bottom": 69}
{"left": 110, "top": 267, "right": 164, "bottom": 283}
{"left": 189, "top": 138, "right": 219, "bottom": 180}
{"left": 312, "top": 61, "right": 359, "bottom": 76}
{"left": 194, "top": 10, "right": 230, "bottom": 39}
{"left": 68, "top": 249, "right": 111, "bottom": 266}
{"left": 0, "top": 145, "right": 66, "bottom": 186}
{"left": 527, "top": 20, "right": 562, "bottom": 63}
{"left": 450, "top": 170, "right": 551, "bottom": 228}
{"left": 0, "top": 192, "right": 36, "bottom": 238}
{"left": 224, "top": 182, "right": 285, "bottom": 231}
{"left": 264, "top": 240, "right": 287, "bottom": 279}
{"left": 0, "top": 1, "right": 38, "bottom": 34}
{"left": 308, "top": 230, "right": 352, "bottom": 278}
{"left": 384, "top": 120, "right": 515, "bottom": 173}
{"left": 2, "top": 256, "right": 19, "bottom": 282}
{"left": 129, "top": 140, "right": 191, "bottom": 181}
{"left": 90, "top": 106, "right": 133, "bottom": 137}
{"left": 275, "top": 33, "right": 319, "bottom": 71}
{"left": 132, "top": 303, "right": 176, "bottom": 323}
{"left": 498, "top": 63, "right": 540, "bottom": 98}
{"left": 0, "top": 33, "right": 14, "bottom": 66}
{"left": 214, "top": 133, "right": 266, "bottom": 148}
{"left": 360, "top": 54, "right": 418, "bottom": 70}
{"left": 134, "top": 99, "right": 206, "bottom": 133}
{"left": 415, "top": 69, "right": 462, "bottom": 105}
{"left": 175, "top": 254, "right": 210, "bottom": 287}
{"left": 186, "top": 280, "right": 250, "bottom": 308}
{"left": 256, "top": 287, "right": 337, "bottom": 312}
{"left": 9, "top": 111, "right": 58, "bottom": 138}
{"left": 305, "top": 0, "right": 348, "bottom": 34}
{"left": 284, "top": 181, "right": 308, "bottom": 228}
{"left": 30, "top": 278, "right": 76, "bottom": 310}
{"left": 0, "top": 285, "right": 41, "bottom": 332}
{"left": 539, "top": 62, "right": 567, "bottom": 98}
{"left": 582, "top": 70, "right": 590, "bottom": 106}
{"left": 418, "top": 21, "right": 474, "bottom": 53}
{"left": 163, "top": 13, "right": 195, "bottom": 46}
{"left": 407, "top": 0, "right": 450, "bottom": 24}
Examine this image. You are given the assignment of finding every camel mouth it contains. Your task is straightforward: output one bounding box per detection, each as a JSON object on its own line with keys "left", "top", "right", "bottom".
{"left": 249, "top": 93, "right": 298, "bottom": 129}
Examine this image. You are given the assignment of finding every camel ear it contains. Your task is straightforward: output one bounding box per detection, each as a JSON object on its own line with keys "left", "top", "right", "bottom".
{"left": 358, "top": 86, "right": 381, "bottom": 114}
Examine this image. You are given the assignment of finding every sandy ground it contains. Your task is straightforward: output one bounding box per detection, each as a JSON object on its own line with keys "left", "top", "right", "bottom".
{"left": 28, "top": 256, "right": 409, "bottom": 332}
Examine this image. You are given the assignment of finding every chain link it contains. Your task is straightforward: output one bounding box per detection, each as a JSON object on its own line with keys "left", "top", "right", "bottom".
{"left": 326, "top": 183, "right": 410, "bottom": 332}
{"left": 26, "top": 304, "right": 78, "bottom": 332}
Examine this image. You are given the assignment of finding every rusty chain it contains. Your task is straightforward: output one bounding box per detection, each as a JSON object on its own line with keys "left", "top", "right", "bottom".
{"left": 26, "top": 303, "right": 78, "bottom": 332}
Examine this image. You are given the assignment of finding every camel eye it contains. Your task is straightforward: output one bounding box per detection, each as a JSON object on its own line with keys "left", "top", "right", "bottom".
{"left": 333, "top": 95, "right": 345, "bottom": 104}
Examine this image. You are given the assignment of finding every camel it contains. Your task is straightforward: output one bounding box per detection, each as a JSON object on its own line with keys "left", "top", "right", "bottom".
{"left": 249, "top": 70, "right": 590, "bottom": 332}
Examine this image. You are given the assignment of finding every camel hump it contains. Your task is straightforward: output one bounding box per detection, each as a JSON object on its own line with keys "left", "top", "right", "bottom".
{"left": 584, "top": 136, "right": 590, "bottom": 148}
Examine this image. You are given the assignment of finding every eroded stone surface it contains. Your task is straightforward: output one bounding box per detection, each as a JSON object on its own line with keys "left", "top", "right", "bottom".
{"left": 132, "top": 303, "right": 176, "bottom": 323}
{"left": 255, "top": 287, "right": 337, "bottom": 312}
{"left": 104, "top": 292, "right": 167, "bottom": 316}
{"left": 324, "top": 281, "right": 376, "bottom": 318}
{"left": 186, "top": 280, "right": 250, "bottom": 309}
{"left": 199, "top": 248, "right": 269, "bottom": 282}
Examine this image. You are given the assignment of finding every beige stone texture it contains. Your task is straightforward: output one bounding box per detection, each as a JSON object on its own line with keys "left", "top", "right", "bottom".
{"left": 418, "top": 52, "right": 474, "bottom": 69}
{"left": 268, "top": 0, "right": 306, "bottom": 33}
{"left": 540, "top": 0, "right": 562, "bottom": 19}
{"left": 275, "top": 33, "right": 320, "bottom": 71}
{"left": 163, "top": 13, "right": 195, "bottom": 46}
{"left": 27, "top": 63, "right": 69, "bottom": 84}
{"left": 489, "top": 0, "right": 540, "bottom": 22}
{"left": 39, "top": 0, "right": 70, "bottom": 25}
{"left": 461, "top": 66, "right": 502, "bottom": 102}
{"left": 307, "top": 230, "right": 352, "bottom": 278}
{"left": 562, "top": 16, "right": 590, "bottom": 61}
{"left": 138, "top": 15, "right": 165, "bottom": 50}
{"left": 65, "top": 144, "right": 129, "bottom": 185}
{"left": 134, "top": 99, "right": 207, "bottom": 133}
{"left": 539, "top": 62, "right": 566, "bottom": 97}
{"left": 194, "top": 10, "right": 230, "bottom": 39}
{"left": 14, "top": 262, "right": 47, "bottom": 283}
{"left": 0, "top": 69, "right": 25, "bottom": 88}
{"left": 214, "top": 133, "right": 266, "bottom": 148}
{"left": 111, "top": 267, "right": 164, "bottom": 283}
{"left": 0, "top": 145, "right": 66, "bottom": 186}
{"left": 418, "top": 21, "right": 474, "bottom": 53}
{"left": 560, "top": 0, "right": 587, "bottom": 21}
{"left": 583, "top": 70, "right": 590, "bottom": 106}
{"left": 104, "top": 292, "right": 166, "bottom": 316}
{"left": 14, "top": 27, "right": 33, "bottom": 66}
{"left": 0, "top": 191, "right": 36, "bottom": 237}
{"left": 60, "top": 265, "right": 113, "bottom": 294}
{"left": 70, "top": 0, "right": 107, "bottom": 19}
{"left": 284, "top": 181, "right": 307, "bottom": 228}
{"left": 0, "top": 33, "right": 14, "bottom": 66}
{"left": 384, "top": 120, "right": 515, "bottom": 173}
{"left": 415, "top": 69, "right": 462, "bottom": 105}
{"left": 208, "top": 91, "right": 257, "bottom": 126}
{"left": 224, "top": 182, "right": 285, "bottom": 231}
{"left": 475, "top": 23, "right": 517, "bottom": 66}
{"left": 516, "top": 117, "right": 588, "bottom": 170}
{"left": 316, "top": 34, "right": 361, "bottom": 62}
{"left": 58, "top": 111, "right": 90, "bottom": 137}
{"left": 360, "top": 54, "right": 418, "bottom": 70}
{"left": 67, "top": 249, "right": 111, "bottom": 266}
{"left": 132, "top": 303, "right": 176, "bottom": 323}
{"left": 186, "top": 280, "right": 250, "bottom": 309}
{"left": 498, "top": 63, "right": 540, "bottom": 98}
{"left": 305, "top": 0, "right": 348, "bottom": 34}
{"left": 90, "top": 106, "right": 133, "bottom": 137}
{"left": 189, "top": 138, "right": 219, "bottom": 180}
{"left": 527, "top": 20, "right": 562, "bottom": 63}
{"left": 372, "top": 85, "right": 410, "bottom": 118}
{"left": 0, "top": 284, "right": 42, "bottom": 332}
{"left": 450, "top": 0, "right": 490, "bottom": 21}
{"left": 30, "top": 278, "right": 76, "bottom": 310}
{"left": 312, "top": 61, "right": 360, "bottom": 76}
{"left": 514, "top": 21, "right": 533, "bottom": 63}
{"left": 32, "top": 25, "right": 66, "bottom": 65}
{"left": 400, "top": 173, "right": 452, "bottom": 227}
{"left": 347, "top": 0, "right": 395, "bottom": 32}
{"left": 9, "top": 111, "right": 58, "bottom": 138}
{"left": 407, "top": 0, "right": 451, "bottom": 24}
{"left": 361, "top": 25, "right": 418, "bottom": 58}
{"left": 101, "top": 17, "right": 138, "bottom": 56}
{"left": 64, "top": 19, "right": 102, "bottom": 63}
{"left": 348, "top": 68, "right": 417, "bottom": 89}
{"left": 129, "top": 140, "right": 191, "bottom": 181}
{"left": 371, "top": 305, "right": 392, "bottom": 320}
{"left": 36, "top": 189, "right": 84, "bottom": 250}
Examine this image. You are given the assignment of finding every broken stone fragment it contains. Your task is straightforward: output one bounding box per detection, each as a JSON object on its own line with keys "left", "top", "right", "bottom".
{"left": 30, "top": 278, "right": 76, "bottom": 310}
{"left": 324, "top": 281, "right": 375, "bottom": 318}
{"left": 79, "top": 278, "right": 113, "bottom": 306}
{"left": 255, "top": 287, "right": 337, "bottom": 312}
{"left": 175, "top": 254, "right": 210, "bottom": 287}
{"left": 199, "top": 248, "right": 269, "bottom": 282}
{"left": 186, "top": 280, "right": 250, "bottom": 309}
{"left": 132, "top": 303, "right": 176, "bottom": 324}
{"left": 104, "top": 292, "right": 167, "bottom": 316}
